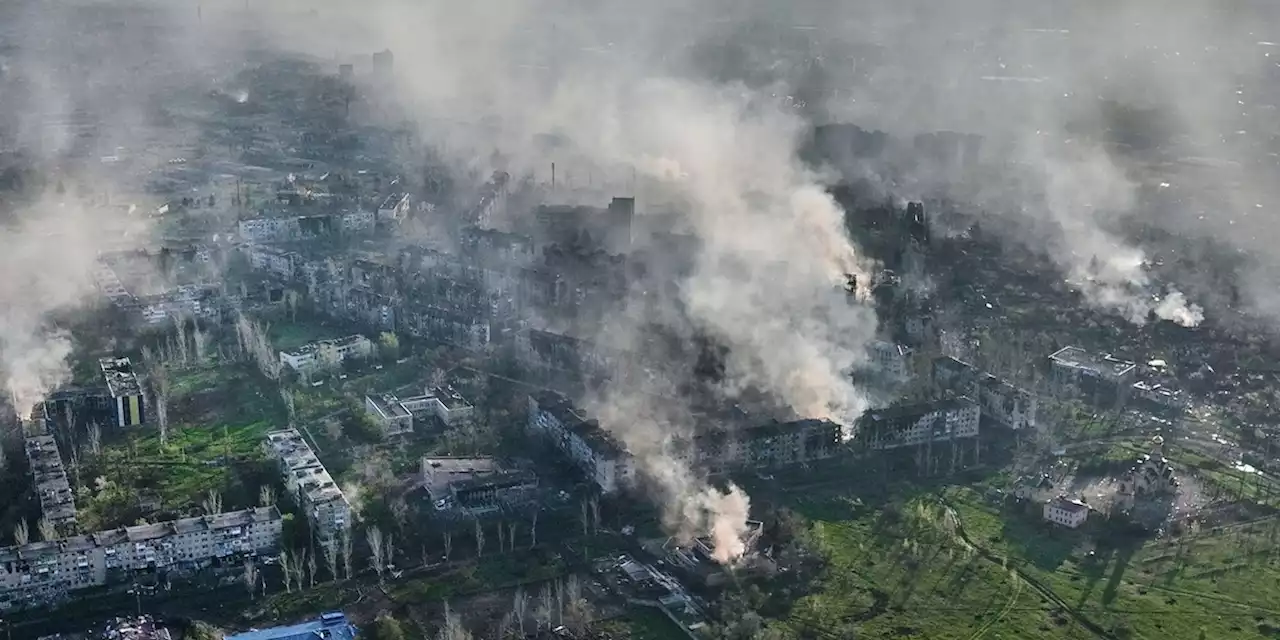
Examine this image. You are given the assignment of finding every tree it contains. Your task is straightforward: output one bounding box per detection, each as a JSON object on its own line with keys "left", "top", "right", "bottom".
{"left": 243, "top": 559, "right": 259, "bottom": 599}
{"left": 378, "top": 332, "right": 401, "bottom": 361}
{"left": 87, "top": 422, "right": 102, "bottom": 456}
{"left": 474, "top": 519, "right": 485, "bottom": 558}
{"left": 203, "top": 489, "right": 223, "bottom": 515}
{"left": 279, "top": 547, "right": 295, "bottom": 593}
{"left": 37, "top": 517, "right": 56, "bottom": 542}
{"left": 322, "top": 541, "right": 339, "bottom": 582}
{"left": 341, "top": 524, "right": 354, "bottom": 580}
{"left": 259, "top": 485, "right": 276, "bottom": 507}
{"left": 443, "top": 530, "right": 453, "bottom": 562}
{"left": 367, "top": 525, "right": 387, "bottom": 584}
{"left": 527, "top": 506, "right": 537, "bottom": 547}
{"left": 372, "top": 614, "right": 407, "bottom": 640}
{"left": 13, "top": 520, "right": 29, "bottom": 546}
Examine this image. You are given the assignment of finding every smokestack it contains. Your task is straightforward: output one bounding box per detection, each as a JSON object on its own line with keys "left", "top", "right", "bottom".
{"left": 551, "top": 162, "right": 556, "bottom": 190}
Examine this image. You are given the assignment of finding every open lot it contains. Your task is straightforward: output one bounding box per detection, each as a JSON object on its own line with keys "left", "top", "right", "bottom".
{"left": 768, "top": 474, "right": 1280, "bottom": 640}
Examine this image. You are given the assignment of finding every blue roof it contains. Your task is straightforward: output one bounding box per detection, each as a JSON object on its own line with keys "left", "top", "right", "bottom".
{"left": 225, "top": 612, "right": 358, "bottom": 640}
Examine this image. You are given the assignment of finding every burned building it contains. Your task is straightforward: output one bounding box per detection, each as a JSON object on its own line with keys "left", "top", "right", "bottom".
{"left": 419, "top": 457, "right": 538, "bottom": 516}
{"left": 1046, "top": 346, "right": 1136, "bottom": 409}
{"left": 26, "top": 434, "right": 78, "bottom": 536}
{"left": 100, "top": 357, "right": 145, "bottom": 427}
{"left": 856, "top": 398, "right": 981, "bottom": 474}
{"left": 527, "top": 392, "right": 635, "bottom": 494}
{"left": 932, "top": 356, "right": 1037, "bottom": 431}
{"left": 532, "top": 196, "right": 634, "bottom": 254}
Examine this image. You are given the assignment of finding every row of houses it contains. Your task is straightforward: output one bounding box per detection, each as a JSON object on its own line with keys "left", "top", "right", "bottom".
{"left": 0, "top": 507, "right": 282, "bottom": 611}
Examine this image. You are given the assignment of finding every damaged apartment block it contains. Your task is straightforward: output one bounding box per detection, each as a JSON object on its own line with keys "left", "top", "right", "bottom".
{"left": 856, "top": 397, "right": 982, "bottom": 476}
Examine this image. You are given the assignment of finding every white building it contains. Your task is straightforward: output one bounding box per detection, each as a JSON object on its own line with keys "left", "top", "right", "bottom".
{"left": 264, "top": 430, "right": 351, "bottom": 549}
{"left": 340, "top": 210, "right": 375, "bottom": 232}
{"left": 364, "top": 393, "right": 414, "bottom": 437}
{"left": 527, "top": 392, "right": 634, "bottom": 494}
{"left": 0, "top": 507, "right": 281, "bottom": 612}
{"left": 1043, "top": 496, "right": 1089, "bottom": 528}
{"left": 279, "top": 335, "right": 373, "bottom": 373}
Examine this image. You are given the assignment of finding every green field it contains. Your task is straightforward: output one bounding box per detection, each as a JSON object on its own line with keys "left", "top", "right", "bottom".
{"left": 76, "top": 363, "right": 288, "bottom": 529}
{"left": 595, "top": 608, "right": 689, "bottom": 640}
{"left": 770, "top": 482, "right": 1280, "bottom": 640}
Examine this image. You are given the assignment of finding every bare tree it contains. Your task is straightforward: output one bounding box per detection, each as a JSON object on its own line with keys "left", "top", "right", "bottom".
{"left": 367, "top": 525, "right": 387, "bottom": 584}
{"left": 322, "top": 542, "right": 339, "bottom": 583}
{"left": 37, "top": 517, "right": 56, "bottom": 542}
{"left": 474, "top": 519, "right": 485, "bottom": 558}
{"left": 306, "top": 549, "right": 318, "bottom": 588}
{"left": 258, "top": 485, "right": 276, "bottom": 507}
{"left": 580, "top": 499, "right": 589, "bottom": 537}
{"left": 87, "top": 422, "right": 102, "bottom": 456}
{"left": 202, "top": 489, "right": 222, "bottom": 515}
{"left": 279, "top": 547, "right": 294, "bottom": 593}
{"left": 589, "top": 497, "right": 600, "bottom": 534}
{"left": 443, "top": 530, "right": 453, "bottom": 562}
{"left": 497, "top": 520, "right": 506, "bottom": 554}
{"left": 534, "top": 584, "right": 554, "bottom": 631}
{"left": 530, "top": 509, "right": 538, "bottom": 548}
{"left": 144, "top": 346, "right": 172, "bottom": 446}
{"left": 564, "top": 575, "right": 591, "bottom": 632}
{"left": 437, "top": 601, "right": 472, "bottom": 640}
{"left": 341, "top": 525, "right": 353, "bottom": 580}
{"left": 280, "top": 388, "right": 296, "bottom": 427}
{"left": 243, "top": 559, "right": 259, "bottom": 599}
{"left": 507, "top": 521, "right": 518, "bottom": 553}
{"left": 512, "top": 587, "right": 529, "bottom": 636}
{"left": 13, "top": 520, "right": 29, "bottom": 546}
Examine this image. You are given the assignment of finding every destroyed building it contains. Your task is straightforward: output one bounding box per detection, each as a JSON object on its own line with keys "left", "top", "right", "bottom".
{"left": 26, "top": 434, "right": 78, "bottom": 536}
{"left": 856, "top": 397, "right": 981, "bottom": 474}
{"left": 0, "top": 507, "right": 281, "bottom": 612}
{"left": 99, "top": 356, "right": 145, "bottom": 428}
{"left": 1046, "top": 346, "right": 1136, "bottom": 409}
{"left": 419, "top": 457, "right": 539, "bottom": 517}
{"left": 527, "top": 392, "right": 635, "bottom": 494}
{"left": 264, "top": 430, "right": 351, "bottom": 550}
{"left": 932, "top": 356, "right": 1037, "bottom": 430}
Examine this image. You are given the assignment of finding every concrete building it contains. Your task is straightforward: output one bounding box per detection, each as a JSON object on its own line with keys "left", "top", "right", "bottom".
{"left": 26, "top": 435, "right": 78, "bottom": 535}
{"left": 1043, "top": 496, "right": 1089, "bottom": 528}
{"left": 377, "top": 192, "right": 411, "bottom": 222}
{"left": 1046, "top": 346, "right": 1136, "bottom": 409}
{"left": 868, "top": 340, "right": 916, "bottom": 381}
{"left": 857, "top": 398, "right": 981, "bottom": 474}
{"left": 692, "top": 419, "right": 843, "bottom": 472}
{"left": 100, "top": 356, "right": 145, "bottom": 427}
{"left": 364, "top": 393, "right": 414, "bottom": 437}
{"left": 932, "top": 356, "right": 1037, "bottom": 430}
{"left": 278, "top": 335, "right": 373, "bottom": 373}
{"left": 0, "top": 507, "right": 281, "bottom": 612}
{"left": 527, "top": 392, "right": 635, "bottom": 494}
{"left": 366, "top": 385, "right": 475, "bottom": 436}
{"left": 225, "top": 612, "right": 358, "bottom": 640}
{"left": 264, "top": 430, "right": 351, "bottom": 549}
{"left": 420, "top": 457, "right": 539, "bottom": 516}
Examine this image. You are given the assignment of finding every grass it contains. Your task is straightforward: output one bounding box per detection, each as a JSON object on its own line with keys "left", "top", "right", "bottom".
{"left": 595, "top": 607, "right": 689, "bottom": 640}
{"left": 766, "top": 476, "right": 1280, "bottom": 640}
{"left": 76, "top": 363, "right": 289, "bottom": 527}
{"left": 779, "top": 494, "right": 1072, "bottom": 640}
{"left": 945, "top": 486, "right": 1280, "bottom": 640}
